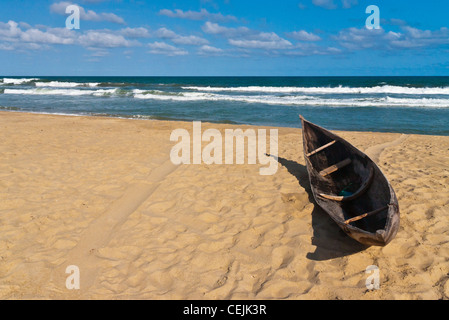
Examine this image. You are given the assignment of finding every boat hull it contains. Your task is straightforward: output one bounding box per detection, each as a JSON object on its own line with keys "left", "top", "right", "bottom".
{"left": 300, "top": 116, "right": 400, "bottom": 246}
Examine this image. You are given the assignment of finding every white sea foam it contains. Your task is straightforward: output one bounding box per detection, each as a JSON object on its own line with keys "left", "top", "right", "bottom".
{"left": 134, "top": 91, "right": 207, "bottom": 101}
{"left": 1, "top": 78, "right": 39, "bottom": 85}
{"left": 133, "top": 91, "right": 449, "bottom": 108}
{"left": 92, "top": 89, "right": 117, "bottom": 96}
{"left": 3, "top": 87, "right": 129, "bottom": 97}
{"left": 1, "top": 78, "right": 98, "bottom": 87}
{"left": 4, "top": 87, "right": 449, "bottom": 108}
{"left": 35, "top": 81, "right": 100, "bottom": 88}
{"left": 4, "top": 88, "right": 95, "bottom": 96}
{"left": 132, "top": 89, "right": 169, "bottom": 95}
{"left": 182, "top": 85, "right": 449, "bottom": 95}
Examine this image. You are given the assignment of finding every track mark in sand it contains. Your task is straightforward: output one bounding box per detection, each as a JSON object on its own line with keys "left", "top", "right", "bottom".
{"left": 52, "top": 160, "right": 179, "bottom": 294}
{"left": 364, "top": 134, "right": 408, "bottom": 163}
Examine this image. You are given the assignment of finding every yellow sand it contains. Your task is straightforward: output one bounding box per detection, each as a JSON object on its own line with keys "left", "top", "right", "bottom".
{"left": 0, "top": 111, "right": 448, "bottom": 300}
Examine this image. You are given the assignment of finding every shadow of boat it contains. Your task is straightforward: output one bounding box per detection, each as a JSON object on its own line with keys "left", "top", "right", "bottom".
{"left": 275, "top": 155, "right": 369, "bottom": 261}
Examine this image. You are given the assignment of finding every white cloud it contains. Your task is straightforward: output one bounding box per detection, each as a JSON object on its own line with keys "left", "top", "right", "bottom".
{"left": 20, "top": 28, "right": 75, "bottom": 44}
{"left": 228, "top": 38, "right": 292, "bottom": 50}
{"left": 148, "top": 41, "right": 188, "bottom": 56}
{"left": 312, "top": 0, "right": 337, "bottom": 10}
{"left": 0, "top": 21, "right": 24, "bottom": 40}
{"left": 18, "top": 22, "right": 32, "bottom": 30}
{"left": 159, "top": 8, "right": 237, "bottom": 22}
{"left": 202, "top": 22, "right": 292, "bottom": 51}
{"left": 0, "top": 43, "right": 14, "bottom": 50}
{"left": 0, "top": 21, "right": 76, "bottom": 49}
{"left": 0, "top": 20, "right": 145, "bottom": 51}
{"left": 119, "top": 27, "right": 151, "bottom": 38}
{"left": 341, "top": 0, "right": 358, "bottom": 9}
{"left": 333, "top": 27, "right": 399, "bottom": 50}
{"left": 202, "top": 22, "right": 251, "bottom": 37}
{"left": 78, "top": 31, "right": 137, "bottom": 48}
{"left": 86, "top": 47, "right": 109, "bottom": 57}
{"left": 285, "top": 43, "right": 342, "bottom": 56}
{"left": 172, "top": 35, "right": 209, "bottom": 45}
{"left": 198, "top": 45, "right": 224, "bottom": 55}
{"left": 333, "top": 26, "right": 449, "bottom": 51}
{"left": 0, "top": 41, "right": 45, "bottom": 51}
{"left": 312, "top": 0, "right": 358, "bottom": 9}
{"left": 286, "top": 30, "right": 321, "bottom": 41}
{"left": 153, "top": 27, "right": 209, "bottom": 45}
{"left": 50, "top": 1, "right": 125, "bottom": 25}
{"left": 153, "top": 27, "right": 177, "bottom": 39}
{"left": 392, "top": 26, "right": 449, "bottom": 48}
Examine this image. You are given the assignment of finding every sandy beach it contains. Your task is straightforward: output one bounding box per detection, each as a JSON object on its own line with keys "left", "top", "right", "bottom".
{"left": 0, "top": 111, "right": 448, "bottom": 300}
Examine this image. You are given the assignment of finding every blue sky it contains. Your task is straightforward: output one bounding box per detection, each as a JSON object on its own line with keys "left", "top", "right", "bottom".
{"left": 0, "top": 0, "right": 448, "bottom": 76}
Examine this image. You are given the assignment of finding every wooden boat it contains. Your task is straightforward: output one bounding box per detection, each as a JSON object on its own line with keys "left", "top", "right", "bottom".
{"left": 300, "top": 116, "right": 400, "bottom": 246}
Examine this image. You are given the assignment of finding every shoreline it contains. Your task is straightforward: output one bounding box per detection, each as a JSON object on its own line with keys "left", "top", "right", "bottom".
{"left": 1, "top": 111, "right": 448, "bottom": 299}
{"left": 1, "top": 109, "right": 447, "bottom": 137}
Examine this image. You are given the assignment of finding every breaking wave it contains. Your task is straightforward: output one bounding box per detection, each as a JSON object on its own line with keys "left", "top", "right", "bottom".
{"left": 182, "top": 85, "right": 449, "bottom": 95}
{"left": 35, "top": 81, "right": 100, "bottom": 88}
{"left": 3, "top": 85, "right": 449, "bottom": 108}
{"left": 1, "top": 78, "right": 40, "bottom": 85}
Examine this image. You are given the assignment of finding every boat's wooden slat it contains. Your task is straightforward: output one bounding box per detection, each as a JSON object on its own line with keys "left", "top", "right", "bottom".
{"left": 306, "top": 140, "right": 336, "bottom": 157}
{"left": 319, "top": 158, "right": 351, "bottom": 177}
{"left": 344, "top": 206, "right": 389, "bottom": 225}
{"left": 318, "top": 167, "right": 374, "bottom": 202}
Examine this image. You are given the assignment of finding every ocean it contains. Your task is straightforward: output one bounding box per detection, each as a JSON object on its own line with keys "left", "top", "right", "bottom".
{"left": 1, "top": 76, "right": 448, "bottom": 136}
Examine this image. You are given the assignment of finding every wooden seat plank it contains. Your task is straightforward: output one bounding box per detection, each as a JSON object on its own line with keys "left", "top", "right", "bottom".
{"left": 319, "top": 158, "right": 351, "bottom": 177}
{"left": 306, "top": 140, "right": 336, "bottom": 157}
{"left": 344, "top": 206, "right": 388, "bottom": 225}
{"left": 319, "top": 167, "right": 374, "bottom": 202}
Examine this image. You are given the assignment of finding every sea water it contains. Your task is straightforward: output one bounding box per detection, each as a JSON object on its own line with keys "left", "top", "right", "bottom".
{"left": 1, "top": 76, "right": 448, "bottom": 135}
